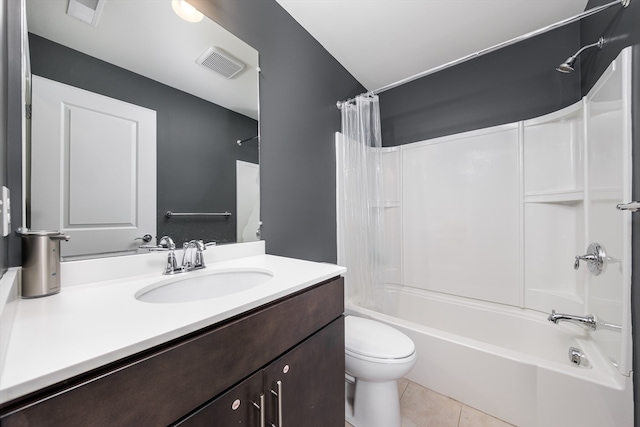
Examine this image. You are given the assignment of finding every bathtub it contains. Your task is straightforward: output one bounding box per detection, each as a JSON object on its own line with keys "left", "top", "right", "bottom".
{"left": 346, "top": 285, "right": 633, "bottom": 427}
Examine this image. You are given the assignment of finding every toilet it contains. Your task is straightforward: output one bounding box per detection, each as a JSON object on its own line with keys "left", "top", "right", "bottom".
{"left": 345, "top": 315, "right": 417, "bottom": 427}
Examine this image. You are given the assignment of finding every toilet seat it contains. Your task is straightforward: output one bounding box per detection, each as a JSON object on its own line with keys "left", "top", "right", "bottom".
{"left": 345, "top": 348, "right": 417, "bottom": 364}
{"left": 345, "top": 315, "right": 415, "bottom": 360}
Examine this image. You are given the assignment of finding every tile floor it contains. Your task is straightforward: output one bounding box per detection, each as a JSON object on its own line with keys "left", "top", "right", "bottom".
{"left": 345, "top": 378, "right": 516, "bottom": 427}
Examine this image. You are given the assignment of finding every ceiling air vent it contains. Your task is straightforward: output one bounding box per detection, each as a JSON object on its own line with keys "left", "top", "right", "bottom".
{"left": 196, "top": 47, "right": 246, "bottom": 79}
{"left": 67, "top": 0, "right": 106, "bottom": 28}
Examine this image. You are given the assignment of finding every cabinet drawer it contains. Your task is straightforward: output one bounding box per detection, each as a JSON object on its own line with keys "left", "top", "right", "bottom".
{"left": 1, "top": 276, "right": 344, "bottom": 427}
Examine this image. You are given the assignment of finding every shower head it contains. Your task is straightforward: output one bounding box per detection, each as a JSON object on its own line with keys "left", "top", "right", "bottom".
{"left": 556, "top": 57, "right": 577, "bottom": 73}
{"left": 556, "top": 37, "right": 605, "bottom": 73}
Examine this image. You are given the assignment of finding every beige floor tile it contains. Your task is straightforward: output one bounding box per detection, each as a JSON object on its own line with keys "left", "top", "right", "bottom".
{"left": 397, "top": 377, "right": 410, "bottom": 399}
{"left": 459, "top": 405, "right": 516, "bottom": 427}
{"left": 400, "top": 381, "right": 461, "bottom": 427}
{"left": 401, "top": 419, "right": 421, "bottom": 427}
{"left": 346, "top": 381, "right": 516, "bottom": 427}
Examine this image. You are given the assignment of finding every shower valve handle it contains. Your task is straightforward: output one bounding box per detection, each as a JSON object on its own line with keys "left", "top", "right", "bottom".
{"left": 574, "top": 254, "right": 596, "bottom": 270}
{"left": 574, "top": 242, "right": 606, "bottom": 276}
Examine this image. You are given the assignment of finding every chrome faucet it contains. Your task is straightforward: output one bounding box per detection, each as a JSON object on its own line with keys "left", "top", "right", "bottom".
{"left": 547, "top": 309, "right": 598, "bottom": 331}
{"left": 181, "top": 240, "right": 207, "bottom": 272}
{"left": 158, "top": 236, "right": 180, "bottom": 275}
{"left": 153, "top": 236, "right": 211, "bottom": 275}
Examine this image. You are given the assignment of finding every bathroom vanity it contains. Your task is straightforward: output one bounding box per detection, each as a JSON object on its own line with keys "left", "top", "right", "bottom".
{"left": 0, "top": 243, "right": 346, "bottom": 426}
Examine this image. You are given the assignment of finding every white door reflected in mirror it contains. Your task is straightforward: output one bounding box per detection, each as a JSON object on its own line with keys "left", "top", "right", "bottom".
{"left": 30, "top": 76, "right": 157, "bottom": 258}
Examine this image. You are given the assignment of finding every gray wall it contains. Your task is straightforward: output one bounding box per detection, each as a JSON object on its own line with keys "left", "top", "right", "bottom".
{"left": 0, "top": 0, "right": 7, "bottom": 275}
{"left": 6, "top": 0, "right": 364, "bottom": 265}
{"left": 633, "top": 43, "right": 640, "bottom": 427}
{"left": 5, "top": 0, "right": 22, "bottom": 268}
{"left": 28, "top": 34, "right": 258, "bottom": 247}
{"left": 192, "top": 0, "right": 365, "bottom": 263}
{"left": 3, "top": 0, "right": 640, "bottom": 418}
{"left": 378, "top": 23, "right": 582, "bottom": 146}
{"left": 580, "top": 0, "right": 640, "bottom": 95}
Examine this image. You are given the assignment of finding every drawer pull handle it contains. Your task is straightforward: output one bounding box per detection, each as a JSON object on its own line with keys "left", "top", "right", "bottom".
{"left": 252, "top": 394, "right": 265, "bottom": 427}
{"left": 270, "top": 380, "right": 283, "bottom": 427}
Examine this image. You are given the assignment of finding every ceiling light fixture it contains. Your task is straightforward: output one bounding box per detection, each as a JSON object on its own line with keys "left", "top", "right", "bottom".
{"left": 171, "top": 0, "right": 204, "bottom": 23}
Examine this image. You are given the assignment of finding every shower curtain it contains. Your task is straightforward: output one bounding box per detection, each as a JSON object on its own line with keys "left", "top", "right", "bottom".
{"left": 336, "top": 93, "right": 385, "bottom": 310}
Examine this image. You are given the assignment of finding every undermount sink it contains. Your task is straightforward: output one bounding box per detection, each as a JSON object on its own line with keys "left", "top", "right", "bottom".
{"left": 135, "top": 269, "right": 274, "bottom": 303}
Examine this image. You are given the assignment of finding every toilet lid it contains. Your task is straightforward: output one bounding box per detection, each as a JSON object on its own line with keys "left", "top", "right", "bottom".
{"left": 345, "top": 316, "right": 415, "bottom": 359}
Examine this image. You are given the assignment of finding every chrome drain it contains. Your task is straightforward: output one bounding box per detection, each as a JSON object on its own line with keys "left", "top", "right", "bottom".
{"left": 569, "top": 347, "right": 590, "bottom": 368}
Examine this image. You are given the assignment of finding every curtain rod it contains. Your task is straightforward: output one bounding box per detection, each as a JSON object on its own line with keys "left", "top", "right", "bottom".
{"left": 336, "top": 0, "right": 631, "bottom": 110}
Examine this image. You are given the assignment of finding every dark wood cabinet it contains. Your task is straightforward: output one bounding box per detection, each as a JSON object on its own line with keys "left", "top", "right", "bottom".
{"left": 0, "top": 276, "right": 345, "bottom": 427}
{"left": 176, "top": 371, "right": 264, "bottom": 426}
{"left": 178, "top": 318, "right": 345, "bottom": 427}
{"left": 263, "top": 318, "right": 345, "bottom": 427}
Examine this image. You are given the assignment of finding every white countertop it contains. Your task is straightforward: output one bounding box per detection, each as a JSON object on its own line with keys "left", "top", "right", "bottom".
{"left": 0, "top": 243, "right": 345, "bottom": 404}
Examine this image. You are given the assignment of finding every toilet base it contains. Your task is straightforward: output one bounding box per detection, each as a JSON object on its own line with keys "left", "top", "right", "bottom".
{"left": 345, "top": 379, "right": 401, "bottom": 427}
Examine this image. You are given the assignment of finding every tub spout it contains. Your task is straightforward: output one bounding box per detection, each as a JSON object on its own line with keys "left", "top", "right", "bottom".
{"left": 548, "top": 309, "right": 597, "bottom": 331}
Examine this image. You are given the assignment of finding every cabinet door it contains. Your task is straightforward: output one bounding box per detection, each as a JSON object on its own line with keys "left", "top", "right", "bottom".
{"left": 176, "top": 371, "right": 263, "bottom": 426}
{"left": 263, "top": 317, "right": 345, "bottom": 427}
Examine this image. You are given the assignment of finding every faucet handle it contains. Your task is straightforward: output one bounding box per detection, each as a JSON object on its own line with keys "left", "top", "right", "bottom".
{"left": 574, "top": 254, "right": 596, "bottom": 270}
{"left": 159, "top": 235, "right": 176, "bottom": 250}
{"left": 574, "top": 242, "right": 606, "bottom": 275}
{"left": 193, "top": 240, "right": 206, "bottom": 268}
{"left": 164, "top": 249, "right": 179, "bottom": 275}
{"left": 180, "top": 240, "right": 207, "bottom": 271}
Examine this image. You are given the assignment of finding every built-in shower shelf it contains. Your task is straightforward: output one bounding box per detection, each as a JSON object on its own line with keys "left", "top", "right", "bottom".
{"left": 589, "top": 99, "right": 623, "bottom": 115}
{"left": 589, "top": 187, "right": 623, "bottom": 201}
{"left": 371, "top": 201, "right": 400, "bottom": 208}
{"left": 524, "top": 190, "right": 584, "bottom": 204}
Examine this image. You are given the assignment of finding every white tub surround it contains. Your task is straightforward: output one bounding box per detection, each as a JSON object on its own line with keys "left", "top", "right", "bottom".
{"left": 347, "top": 287, "right": 633, "bottom": 427}
{"left": 382, "top": 48, "right": 633, "bottom": 377}
{"left": 339, "top": 49, "right": 633, "bottom": 427}
{"left": 0, "top": 241, "right": 346, "bottom": 404}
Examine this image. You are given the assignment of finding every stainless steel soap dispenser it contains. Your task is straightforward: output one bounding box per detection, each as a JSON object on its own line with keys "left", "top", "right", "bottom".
{"left": 17, "top": 228, "right": 71, "bottom": 298}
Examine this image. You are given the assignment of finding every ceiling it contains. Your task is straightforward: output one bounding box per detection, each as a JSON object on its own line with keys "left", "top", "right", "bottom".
{"left": 26, "top": 0, "right": 591, "bottom": 114}
{"left": 25, "top": 0, "right": 259, "bottom": 119}
{"left": 275, "top": 0, "right": 590, "bottom": 91}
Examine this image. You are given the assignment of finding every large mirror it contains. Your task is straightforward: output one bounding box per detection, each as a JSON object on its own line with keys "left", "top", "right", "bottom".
{"left": 24, "top": 0, "right": 259, "bottom": 259}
